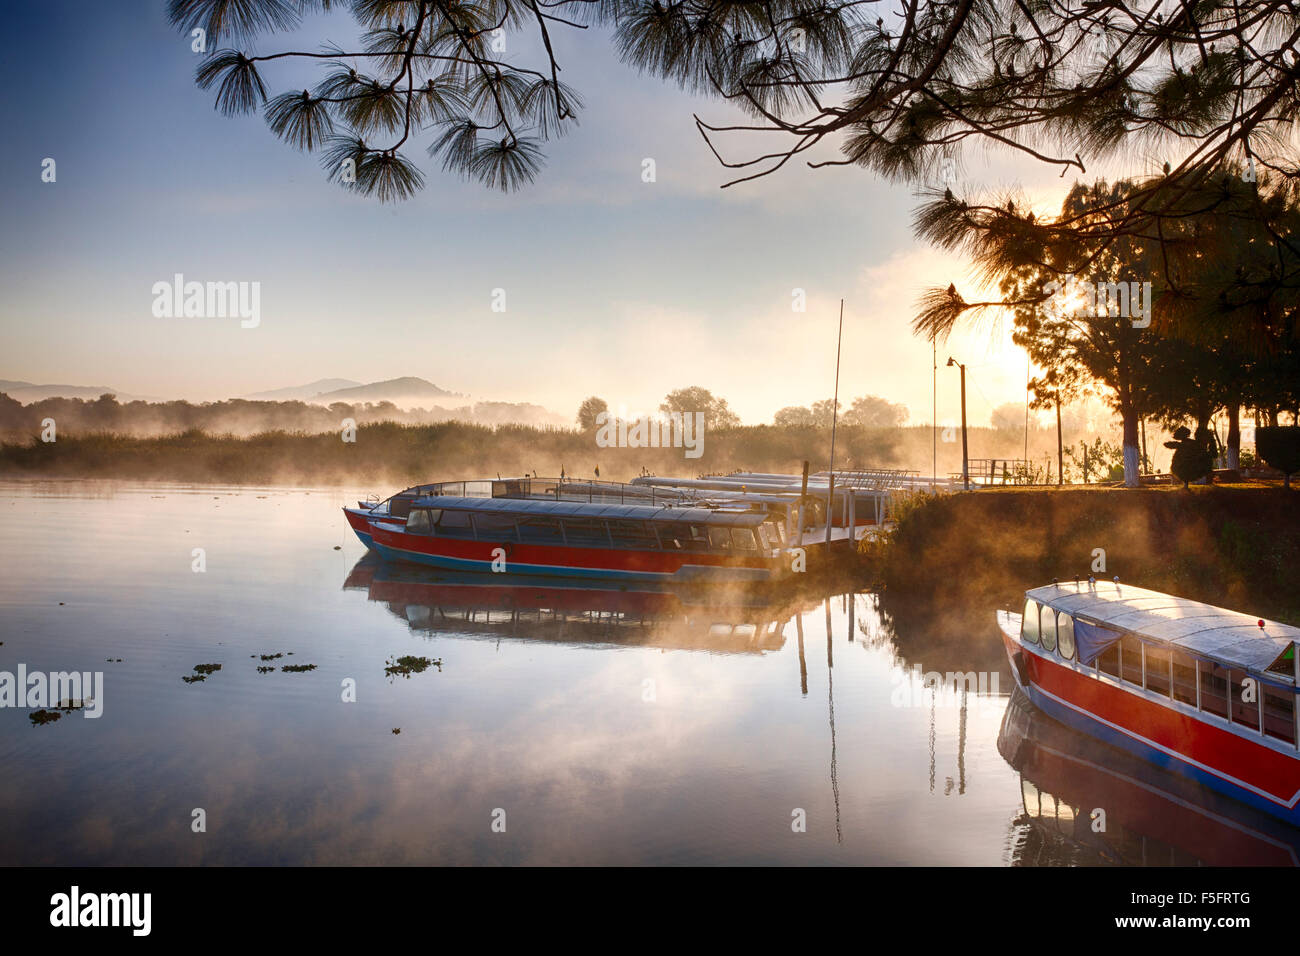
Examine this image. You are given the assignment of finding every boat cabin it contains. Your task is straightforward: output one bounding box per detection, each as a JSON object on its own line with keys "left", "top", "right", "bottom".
{"left": 401, "top": 495, "right": 788, "bottom": 556}
{"left": 1020, "top": 581, "right": 1300, "bottom": 749}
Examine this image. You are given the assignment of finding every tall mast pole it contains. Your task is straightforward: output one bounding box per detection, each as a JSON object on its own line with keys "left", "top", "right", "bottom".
{"left": 827, "top": 299, "right": 844, "bottom": 549}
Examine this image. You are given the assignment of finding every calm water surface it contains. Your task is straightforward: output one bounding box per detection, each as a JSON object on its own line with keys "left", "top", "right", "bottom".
{"left": 1, "top": 481, "right": 1294, "bottom": 865}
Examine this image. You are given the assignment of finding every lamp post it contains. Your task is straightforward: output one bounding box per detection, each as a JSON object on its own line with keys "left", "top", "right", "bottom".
{"left": 947, "top": 357, "right": 969, "bottom": 490}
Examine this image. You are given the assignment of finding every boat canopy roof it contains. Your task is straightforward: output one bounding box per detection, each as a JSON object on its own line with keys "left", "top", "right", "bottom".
{"left": 1028, "top": 580, "right": 1299, "bottom": 673}
{"left": 410, "top": 494, "right": 771, "bottom": 527}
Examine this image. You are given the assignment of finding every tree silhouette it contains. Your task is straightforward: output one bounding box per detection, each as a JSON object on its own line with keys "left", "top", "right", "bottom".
{"left": 575, "top": 395, "right": 607, "bottom": 429}
{"left": 171, "top": 0, "right": 586, "bottom": 198}
{"left": 172, "top": 0, "right": 1300, "bottom": 226}
{"left": 660, "top": 386, "right": 740, "bottom": 428}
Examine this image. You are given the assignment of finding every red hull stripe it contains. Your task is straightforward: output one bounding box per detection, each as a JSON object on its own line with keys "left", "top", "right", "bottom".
{"left": 368, "top": 525, "right": 775, "bottom": 575}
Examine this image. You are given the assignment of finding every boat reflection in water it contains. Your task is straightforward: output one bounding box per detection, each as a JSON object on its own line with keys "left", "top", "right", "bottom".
{"left": 999, "top": 685, "right": 1300, "bottom": 866}
{"left": 342, "top": 554, "right": 806, "bottom": 653}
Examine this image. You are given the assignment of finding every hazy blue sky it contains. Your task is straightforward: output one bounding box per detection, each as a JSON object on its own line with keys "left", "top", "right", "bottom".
{"left": 0, "top": 1, "right": 1099, "bottom": 427}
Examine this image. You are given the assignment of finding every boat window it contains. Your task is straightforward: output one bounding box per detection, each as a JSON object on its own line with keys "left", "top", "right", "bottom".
{"left": 1097, "top": 642, "right": 1120, "bottom": 680}
{"left": 1229, "top": 670, "right": 1262, "bottom": 732}
{"left": 708, "top": 527, "right": 732, "bottom": 551}
{"left": 765, "top": 520, "right": 786, "bottom": 547}
{"left": 405, "top": 508, "right": 431, "bottom": 534}
{"left": 472, "top": 513, "right": 518, "bottom": 542}
{"left": 1199, "top": 661, "right": 1229, "bottom": 718}
{"left": 731, "top": 528, "right": 758, "bottom": 552}
{"left": 435, "top": 509, "right": 474, "bottom": 537}
{"left": 1119, "top": 634, "right": 1144, "bottom": 686}
{"left": 1020, "top": 600, "right": 1040, "bottom": 645}
{"left": 1144, "top": 645, "right": 1172, "bottom": 698}
{"left": 1039, "top": 606, "right": 1057, "bottom": 652}
{"left": 656, "top": 522, "right": 707, "bottom": 551}
{"left": 562, "top": 518, "right": 609, "bottom": 547}
{"left": 607, "top": 520, "right": 658, "bottom": 550}
{"left": 389, "top": 495, "right": 416, "bottom": 519}
{"left": 1262, "top": 681, "right": 1296, "bottom": 745}
{"left": 517, "top": 516, "right": 565, "bottom": 544}
{"left": 1057, "top": 614, "right": 1075, "bottom": 660}
{"left": 755, "top": 524, "right": 774, "bottom": 551}
{"left": 1171, "top": 651, "right": 1197, "bottom": 705}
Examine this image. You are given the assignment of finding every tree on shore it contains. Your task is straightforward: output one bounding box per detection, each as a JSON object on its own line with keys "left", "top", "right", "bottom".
{"left": 660, "top": 387, "right": 740, "bottom": 428}
{"left": 919, "top": 169, "right": 1300, "bottom": 487}
{"left": 924, "top": 179, "right": 1163, "bottom": 486}
{"left": 842, "top": 395, "right": 908, "bottom": 428}
{"left": 773, "top": 405, "right": 816, "bottom": 427}
{"left": 575, "top": 396, "right": 607, "bottom": 430}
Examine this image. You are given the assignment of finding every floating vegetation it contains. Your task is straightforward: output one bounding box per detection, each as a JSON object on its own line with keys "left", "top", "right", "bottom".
{"left": 391, "top": 728, "right": 401, "bottom": 735}
{"left": 29, "top": 709, "right": 62, "bottom": 726}
{"left": 256, "top": 666, "right": 274, "bottom": 674}
{"left": 183, "top": 662, "right": 221, "bottom": 683}
{"left": 281, "top": 663, "right": 316, "bottom": 673}
{"left": 258, "top": 653, "right": 284, "bottom": 661}
{"left": 384, "top": 655, "right": 442, "bottom": 679}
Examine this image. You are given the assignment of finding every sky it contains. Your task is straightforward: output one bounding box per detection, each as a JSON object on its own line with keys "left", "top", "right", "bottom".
{"left": 0, "top": 1, "right": 1137, "bottom": 429}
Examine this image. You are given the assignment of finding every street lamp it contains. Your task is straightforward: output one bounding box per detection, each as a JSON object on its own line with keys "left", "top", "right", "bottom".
{"left": 947, "top": 357, "right": 970, "bottom": 490}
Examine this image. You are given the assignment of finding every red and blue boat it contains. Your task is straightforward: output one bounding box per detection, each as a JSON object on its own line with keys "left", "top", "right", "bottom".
{"left": 999, "top": 580, "right": 1300, "bottom": 826}
{"left": 344, "top": 478, "right": 793, "bottom": 583}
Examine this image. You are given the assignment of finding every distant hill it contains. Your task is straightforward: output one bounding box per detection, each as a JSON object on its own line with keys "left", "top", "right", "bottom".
{"left": 313, "top": 376, "right": 461, "bottom": 407}
{"left": 0, "top": 381, "right": 147, "bottom": 403}
{"left": 2, "top": 375, "right": 566, "bottom": 428}
{"left": 244, "top": 378, "right": 362, "bottom": 402}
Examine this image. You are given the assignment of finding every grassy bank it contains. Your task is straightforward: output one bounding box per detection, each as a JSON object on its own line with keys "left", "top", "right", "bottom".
{"left": 0, "top": 419, "right": 1055, "bottom": 486}
{"left": 0, "top": 415, "right": 1166, "bottom": 485}
{"left": 865, "top": 487, "right": 1300, "bottom": 642}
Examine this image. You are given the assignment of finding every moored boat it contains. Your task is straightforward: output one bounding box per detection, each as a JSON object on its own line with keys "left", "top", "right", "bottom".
{"left": 998, "top": 579, "right": 1300, "bottom": 825}
{"left": 344, "top": 479, "right": 794, "bottom": 582}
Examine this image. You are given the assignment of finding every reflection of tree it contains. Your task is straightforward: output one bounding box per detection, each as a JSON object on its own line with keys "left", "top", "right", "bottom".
{"left": 871, "top": 589, "right": 1012, "bottom": 676}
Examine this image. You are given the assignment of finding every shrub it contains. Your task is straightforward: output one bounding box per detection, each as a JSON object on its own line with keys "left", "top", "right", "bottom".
{"left": 1257, "top": 426, "right": 1300, "bottom": 489}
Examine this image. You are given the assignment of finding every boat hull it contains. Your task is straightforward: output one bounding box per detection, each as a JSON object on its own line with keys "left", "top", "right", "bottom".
{"left": 998, "top": 615, "right": 1300, "bottom": 827}
{"left": 352, "top": 512, "right": 776, "bottom": 583}
{"left": 343, "top": 507, "right": 379, "bottom": 548}
{"left": 998, "top": 686, "right": 1300, "bottom": 865}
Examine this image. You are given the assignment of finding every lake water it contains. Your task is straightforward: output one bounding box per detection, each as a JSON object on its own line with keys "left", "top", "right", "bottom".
{"left": 0, "top": 480, "right": 1294, "bottom": 866}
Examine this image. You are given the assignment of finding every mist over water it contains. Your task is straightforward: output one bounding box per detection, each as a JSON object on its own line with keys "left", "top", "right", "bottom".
{"left": 0, "top": 481, "right": 1290, "bottom": 865}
